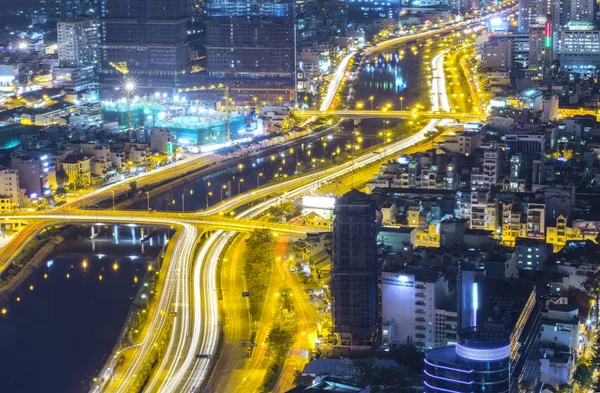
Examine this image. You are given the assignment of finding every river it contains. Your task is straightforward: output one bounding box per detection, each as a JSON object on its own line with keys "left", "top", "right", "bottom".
{"left": 0, "top": 225, "right": 170, "bottom": 393}
{"left": 145, "top": 39, "right": 421, "bottom": 212}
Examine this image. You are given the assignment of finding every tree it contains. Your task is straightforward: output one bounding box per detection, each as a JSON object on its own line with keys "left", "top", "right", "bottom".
{"left": 267, "top": 324, "right": 294, "bottom": 354}
{"left": 573, "top": 364, "right": 593, "bottom": 388}
{"left": 129, "top": 180, "right": 138, "bottom": 194}
{"left": 583, "top": 272, "right": 600, "bottom": 329}
{"left": 55, "top": 187, "right": 67, "bottom": 196}
{"left": 592, "top": 334, "right": 600, "bottom": 370}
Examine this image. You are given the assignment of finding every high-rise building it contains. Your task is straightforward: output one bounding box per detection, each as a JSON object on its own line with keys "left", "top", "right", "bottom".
{"left": 382, "top": 269, "right": 450, "bottom": 351}
{"left": 560, "top": 25, "right": 600, "bottom": 71}
{"left": 518, "top": 0, "right": 552, "bottom": 33}
{"left": 100, "top": 0, "right": 188, "bottom": 79}
{"left": 58, "top": 19, "right": 100, "bottom": 67}
{"left": 204, "top": 0, "right": 296, "bottom": 104}
{"left": 424, "top": 270, "right": 541, "bottom": 393}
{"left": 332, "top": 190, "right": 380, "bottom": 349}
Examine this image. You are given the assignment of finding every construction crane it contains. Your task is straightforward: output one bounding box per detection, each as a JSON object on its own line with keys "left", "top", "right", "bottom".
{"left": 109, "top": 62, "right": 129, "bottom": 75}
{"left": 178, "top": 82, "right": 242, "bottom": 141}
{"left": 108, "top": 61, "right": 134, "bottom": 128}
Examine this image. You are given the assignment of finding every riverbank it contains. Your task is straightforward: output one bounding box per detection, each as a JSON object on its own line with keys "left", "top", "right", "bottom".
{"left": 0, "top": 225, "right": 83, "bottom": 302}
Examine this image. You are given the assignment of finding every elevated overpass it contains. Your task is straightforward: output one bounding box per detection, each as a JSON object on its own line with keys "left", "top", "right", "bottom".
{"left": 3, "top": 211, "right": 312, "bottom": 237}
{"left": 291, "top": 109, "right": 487, "bottom": 122}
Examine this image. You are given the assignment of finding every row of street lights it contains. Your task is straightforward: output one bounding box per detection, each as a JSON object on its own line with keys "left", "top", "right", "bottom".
{"left": 356, "top": 95, "right": 405, "bottom": 111}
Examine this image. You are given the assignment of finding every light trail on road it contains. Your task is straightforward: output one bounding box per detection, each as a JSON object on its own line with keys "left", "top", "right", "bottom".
{"left": 0, "top": 7, "right": 517, "bottom": 393}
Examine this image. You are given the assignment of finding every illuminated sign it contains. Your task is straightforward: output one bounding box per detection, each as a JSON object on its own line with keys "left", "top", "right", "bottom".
{"left": 455, "top": 343, "right": 511, "bottom": 361}
{"left": 545, "top": 22, "right": 551, "bottom": 48}
{"left": 302, "top": 196, "right": 335, "bottom": 210}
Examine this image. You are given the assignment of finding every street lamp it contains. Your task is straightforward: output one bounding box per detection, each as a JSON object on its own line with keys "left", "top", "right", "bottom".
{"left": 221, "top": 184, "right": 227, "bottom": 201}
{"left": 356, "top": 102, "right": 364, "bottom": 110}
{"left": 124, "top": 78, "right": 136, "bottom": 128}
{"left": 369, "top": 96, "right": 374, "bottom": 110}
{"left": 238, "top": 178, "right": 244, "bottom": 194}
{"left": 206, "top": 191, "right": 212, "bottom": 209}
{"left": 145, "top": 192, "right": 150, "bottom": 211}
{"left": 111, "top": 190, "right": 115, "bottom": 210}
{"left": 257, "top": 172, "right": 263, "bottom": 187}
{"left": 181, "top": 193, "right": 185, "bottom": 213}
{"left": 399, "top": 96, "right": 404, "bottom": 111}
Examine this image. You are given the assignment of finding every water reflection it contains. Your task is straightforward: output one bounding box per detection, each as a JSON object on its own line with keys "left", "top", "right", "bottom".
{"left": 0, "top": 225, "right": 169, "bottom": 393}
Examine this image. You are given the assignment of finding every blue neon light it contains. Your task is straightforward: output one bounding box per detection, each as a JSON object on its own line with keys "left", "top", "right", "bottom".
{"left": 472, "top": 282, "right": 478, "bottom": 328}
{"left": 424, "top": 370, "right": 474, "bottom": 384}
{"left": 424, "top": 381, "right": 474, "bottom": 393}
{"left": 424, "top": 359, "right": 474, "bottom": 373}
{"left": 455, "top": 343, "right": 511, "bottom": 361}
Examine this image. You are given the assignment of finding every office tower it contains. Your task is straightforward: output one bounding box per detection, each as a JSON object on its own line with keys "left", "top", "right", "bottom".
{"left": 58, "top": 19, "right": 100, "bottom": 67}
{"left": 560, "top": 25, "right": 600, "bottom": 71}
{"left": 332, "top": 190, "right": 380, "bottom": 349}
{"left": 424, "top": 270, "right": 541, "bottom": 393}
{"left": 205, "top": 0, "right": 296, "bottom": 103}
{"left": 100, "top": 0, "right": 188, "bottom": 77}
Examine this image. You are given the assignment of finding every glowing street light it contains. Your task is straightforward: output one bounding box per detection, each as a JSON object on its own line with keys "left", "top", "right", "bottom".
{"left": 123, "top": 78, "right": 136, "bottom": 128}
{"left": 257, "top": 172, "right": 264, "bottom": 187}
{"left": 221, "top": 184, "right": 227, "bottom": 201}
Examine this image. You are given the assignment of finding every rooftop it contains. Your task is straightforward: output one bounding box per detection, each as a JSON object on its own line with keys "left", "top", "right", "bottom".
{"left": 460, "top": 277, "right": 535, "bottom": 343}
{"left": 62, "top": 154, "right": 90, "bottom": 164}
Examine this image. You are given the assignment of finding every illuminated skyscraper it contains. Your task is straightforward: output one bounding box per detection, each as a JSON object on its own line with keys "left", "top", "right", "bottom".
{"left": 424, "top": 270, "right": 541, "bottom": 393}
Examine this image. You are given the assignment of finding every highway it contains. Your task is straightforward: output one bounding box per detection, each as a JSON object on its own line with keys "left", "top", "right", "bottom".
{"left": 291, "top": 109, "right": 484, "bottom": 120}
{"left": 157, "top": 19, "right": 462, "bottom": 393}
{"left": 320, "top": 52, "right": 356, "bottom": 112}
{"left": 0, "top": 6, "right": 510, "bottom": 392}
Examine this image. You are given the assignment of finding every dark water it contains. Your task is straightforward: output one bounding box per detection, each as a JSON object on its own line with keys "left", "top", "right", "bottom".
{"left": 355, "top": 48, "right": 420, "bottom": 111}
{"left": 0, "top": 225, "right": 170, "bottom": 393}
{"left": 145, "top": 41, "right": 420, "bottom": 213}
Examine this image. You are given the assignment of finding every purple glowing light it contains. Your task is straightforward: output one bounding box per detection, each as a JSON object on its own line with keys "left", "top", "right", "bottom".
{"left": 455, "top": 343, "right": 510, "bottom": 361}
